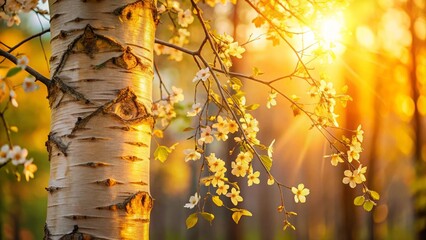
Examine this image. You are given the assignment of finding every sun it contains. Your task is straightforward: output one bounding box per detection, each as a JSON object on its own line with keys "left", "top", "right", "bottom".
{"left": 315, "top": 13, "right": 346, "bottom": 53}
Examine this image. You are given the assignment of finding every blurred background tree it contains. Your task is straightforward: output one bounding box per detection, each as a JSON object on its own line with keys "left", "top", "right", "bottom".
{"left": 1, "top": 0, "right": 425, "bottom": 239}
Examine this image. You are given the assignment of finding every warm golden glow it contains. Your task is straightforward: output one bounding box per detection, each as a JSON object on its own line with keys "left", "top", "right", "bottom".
{"left": 314, "top": 13, "right": 346, "bottom": 55}
{"left": 317, "top": 15, "right": 345, "bottom": 48}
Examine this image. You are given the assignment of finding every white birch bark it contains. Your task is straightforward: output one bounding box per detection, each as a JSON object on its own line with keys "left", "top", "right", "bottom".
{"left": 45, "top": 1, "right": 156, "bottom": 239}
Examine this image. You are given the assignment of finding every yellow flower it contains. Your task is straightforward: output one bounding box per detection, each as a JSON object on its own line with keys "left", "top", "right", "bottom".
{"left": 247, "top": 171, "right": 260, "bottom": 186}
{"left": 331, "top": 154, "right": 344, "bottom": 166}
{"left": 216, "top": 182, "right": 230, "bottom": 195}
{"left": 226, "top": 118, "right": 239, "bottom": 133}
{"left": 183, "top": 149, "right": 201, "bottom": 162}
{"left": 267, "top": 176, "right": 275, "bottom": 185}
{"left": 266, "top": 90, "right": 277, "bottom": 109}
{"left": 231, "top": 161, "right": 249, "bottom": 177}
{"left": 226, "top": 188, "right": 243, "bottom": 206}
{"left": 198, "top": 126, "right": 214, "bottom": 145}
{"left": 291, "top": 184, "right": 310, "bottom": 203}
{"left": 23, "top": 159, "right": 37, "bottom": 181}
{"left": 342, "top": 170, "right": 362, "bottom": 188}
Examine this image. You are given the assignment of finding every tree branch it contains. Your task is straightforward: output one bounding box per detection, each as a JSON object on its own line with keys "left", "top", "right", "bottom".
{"left": 0, "top": 48, "right": 51, "bottom": 87}
{"left": 7, "top": 28, "right": 50, "bottom": 54}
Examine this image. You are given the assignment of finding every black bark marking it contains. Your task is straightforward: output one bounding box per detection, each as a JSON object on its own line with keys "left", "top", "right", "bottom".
{"left": 114, "top": 0, "right": 158, "bottom": 24}
{"left": 64, "top": 215, "right": 101, "bottom": 220}
{"left": 58, "top": 225, "right": 105, "bottom": 240}
{"left": 44, "top": 223, "right": 52, "bottom": 240}
{"left": 70, "top": 88, "right": 154, "bottom": 135}
{"left": 52, "top": 24, "right": 124, "bottom": 77}
{"left": 120, "top": 155, "right": 144, "bottom": 162}
{"left": 96, "top": 191, "right": 152, "bottom": 219}
{"left": 74, "top": 24, "right": 123, "bottom": 58}
{"left": 108, "top": 126, "right": 139, "bottom": 131}
{"left": 71, "top": 107, "right": 103, "bottom": 134}
{"left": 79, "top": 137, "right": 110, "bottom": 141}
{"left": 48, "top": 76, "right": 91, "bottom": 108}
{"left": 45, "top": 186, "right": 62, "bottom": 193}
{"left": 94, "top": 47, "right": 147, "bottom": 70}
{"left": 125, "top": 142, "right": 148, "bottom": 147}
{"left": 130, "top": 181, "right": 148, "bottom": 186}
{"left": 104, "top": 87, "right": 155, "bottom": 127}
{"left": 76, "top": 162, "right": 111, "bottom": 168}
{"left": 66, "top": 17, "right": 96, "bottom": 24}
{"left": 46, "top": 133, "right": 69, "bottom": 157}
{"left": 95, "top": 178, "right": 122, "bottom": 186}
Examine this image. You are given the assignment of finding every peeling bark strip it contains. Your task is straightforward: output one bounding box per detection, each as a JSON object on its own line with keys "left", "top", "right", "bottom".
{"left": 97, "top": 191, "right": 153, "bottom": 217}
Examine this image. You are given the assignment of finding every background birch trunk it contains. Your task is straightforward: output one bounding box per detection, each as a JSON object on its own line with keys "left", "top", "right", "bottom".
{"left": 44, "top": 1, "right": 156, "bottom": 239}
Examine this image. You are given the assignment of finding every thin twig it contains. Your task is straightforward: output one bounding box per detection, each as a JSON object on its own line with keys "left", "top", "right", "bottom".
{"left": 0, "top": 49, "right": 51, "bottom": 87}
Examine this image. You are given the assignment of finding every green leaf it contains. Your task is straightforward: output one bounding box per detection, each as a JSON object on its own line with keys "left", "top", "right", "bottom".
{"left": 154, "top": 145, "right": 171, "bottom": 163}
{"left": 369, "top": 190, "right": 380, "bottom": 201}
{"left": 354, "top": 196, "right": 365, "bottom": 206}
{"left": 6, "top": 67, "right": 22, "bottom": 78}
{"left": 200, "top": 212, "right": 214, "bottom": 224}
{"left": 260, "top": 155, "right": 272, "bottom": 171}
{"left": 363, "top": 200, "right": 374, "bottom": 212}
{"left": 212, "top": 196, "right": 223, "bottom": 207}
{"left": 186, "top": 213, "right": 198, "bottom": 229}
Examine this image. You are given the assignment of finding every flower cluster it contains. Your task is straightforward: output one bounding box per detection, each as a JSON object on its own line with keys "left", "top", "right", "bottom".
{"left": 154, "top": 1, "right": 194, "bottom": 61}
{"left": 0, "top": 144, "right": 37, "bottom": 181}
{"left": 152, "top": 86, "right": 184, "bottom": 127}
{"left": 1, "top": 56, "right": 39, "bottom": 108}
{"left": 0, "top": 0, "right": 46, "bottom": 27}
{"left": 213, "top": 33, "right": 246, "bottom": 68}
{"left": 309, "top": 79, "right": 339, "bottom": 127}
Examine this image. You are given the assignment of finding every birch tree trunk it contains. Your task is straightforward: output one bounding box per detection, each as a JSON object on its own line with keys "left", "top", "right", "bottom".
{"left": 44, "top": 1, "right": 156, "bottom": 239}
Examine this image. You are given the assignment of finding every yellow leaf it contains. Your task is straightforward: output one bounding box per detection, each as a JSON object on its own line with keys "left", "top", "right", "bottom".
{"left": 212, "top": 196, "right": 223, "bottom": 207}
{"left": 232, "top": 211, "right": 243, "bottom": 224}
{"left": 231, "top": 208, "right": 252, "bottom": 224}
{"left": 200, "top": 212, "right": 214, "bottom": 224}
{"left": 363, "top": 200, "right": 374, "bottom": 212}
{"left": 369, "top": 190, "right": 380, "bottom": 201}
{"left": 186, "top": 213, "right": 198, "bottom": 229}
{"left": 10, "top": 126, "right": 18, "bottom": 132}
{"left": 152, "top": 129, "right": 163, "bottom": 138}
{"left": 354, "top": 196, "right": 365, "bottom": 206}
{"left": 154, "top": 146, "right": 171, "bottom": 163}
{"left": 260, "top": 155, "right": 272, "bottom": 171}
